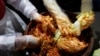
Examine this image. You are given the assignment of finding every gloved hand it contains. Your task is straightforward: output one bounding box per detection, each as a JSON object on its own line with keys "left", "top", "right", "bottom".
{"left": 15, "top": 35, "right": 40, "bottom": 50}
{"left": 30, "top": 11, "right": 43, "bottom": 22}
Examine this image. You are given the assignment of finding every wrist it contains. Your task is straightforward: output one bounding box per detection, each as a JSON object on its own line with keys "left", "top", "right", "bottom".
{"left": 15, "top": 36, "right": 28, "bottom": 50}
{"left": 31, "top": 11, "right": 40, "bottom": 20}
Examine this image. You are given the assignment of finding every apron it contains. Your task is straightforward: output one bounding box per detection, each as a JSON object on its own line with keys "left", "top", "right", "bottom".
{"left": 0, "top": 5, "right": 28, "bottom": 56}
{"left": 0, "top": 7, "right": 26, "bottom": 35}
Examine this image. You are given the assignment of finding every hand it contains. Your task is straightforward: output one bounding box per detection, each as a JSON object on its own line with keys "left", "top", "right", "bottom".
{"left": 15, "top": 35, "right": 40, "bottom": 50}
{"left": 30, "top": 12, "right": 43, "bottom": 22}
{"left": 24, "top": 35, "right": 40, "bottom": 48}
{"left": 35, "top": 14, "right": 43, "bottom": 22}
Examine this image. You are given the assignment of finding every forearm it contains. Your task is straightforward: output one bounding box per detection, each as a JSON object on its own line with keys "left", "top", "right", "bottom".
{"left": 0, "top": 35, "right": 25, "bottom": 51}
{"left": 0, "top": 35, "right": 15, "bottom": 51}
{"left": 0, "top": 35, "right": 40, "bottom": 51}
{"left": 7, "top": 0, "right": 38, "bottom": 18}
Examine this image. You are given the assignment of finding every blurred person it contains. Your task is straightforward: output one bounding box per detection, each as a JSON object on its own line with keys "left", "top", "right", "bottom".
{"left": 0, "top": 0, "right": 42, "bottom": 56}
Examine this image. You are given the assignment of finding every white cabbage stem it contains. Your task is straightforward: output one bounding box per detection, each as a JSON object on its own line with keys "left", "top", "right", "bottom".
{"left": 81, "top": 0, "right": 93, "bottom": 12}
{"left": 72, "top": 0, "right": 94, "bottom": 36}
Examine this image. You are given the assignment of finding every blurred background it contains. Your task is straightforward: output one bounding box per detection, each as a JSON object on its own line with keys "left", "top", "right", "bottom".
{"left": 5, "top": 0, "right": 100, "bottom": 56}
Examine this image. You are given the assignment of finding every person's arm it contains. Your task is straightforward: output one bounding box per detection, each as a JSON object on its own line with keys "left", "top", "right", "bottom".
{"left": 0, "top": 35, "right": 40, "bottom": 51}
{"left": 0, "top": 35, "right": 15, "bottom": 51}
{"left": 7, "top": 0, "right": 40, "bottom": 20}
